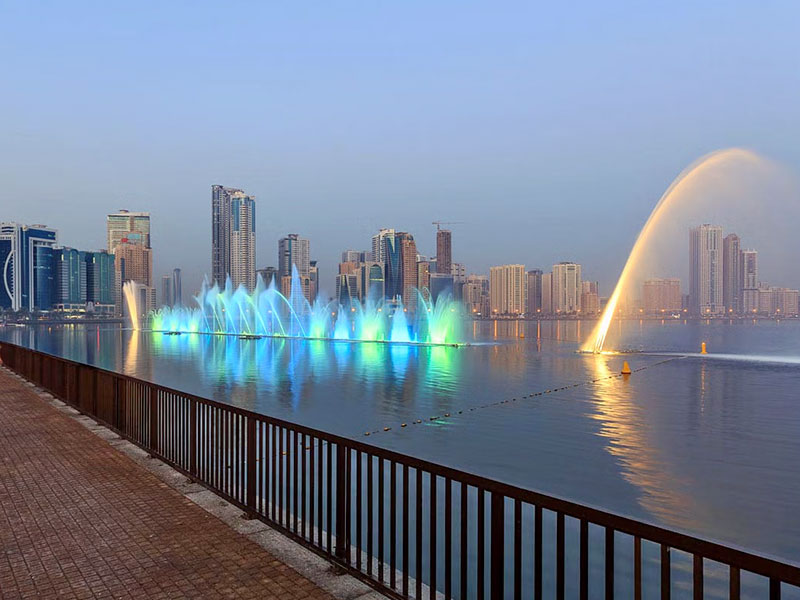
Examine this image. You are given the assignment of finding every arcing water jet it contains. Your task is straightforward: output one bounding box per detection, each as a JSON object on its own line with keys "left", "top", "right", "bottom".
{"left": 582, "top": 148, "right": 766, "bottom": 353}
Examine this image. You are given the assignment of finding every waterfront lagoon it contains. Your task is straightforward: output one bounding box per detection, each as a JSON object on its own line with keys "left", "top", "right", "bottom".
{"left": 3, "top": 319, "right": 799, "bottom": 567}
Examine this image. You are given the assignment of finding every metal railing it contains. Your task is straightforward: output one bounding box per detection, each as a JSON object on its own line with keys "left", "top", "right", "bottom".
{"left": 1, "top": 341, "right": 798, "bottom": 599}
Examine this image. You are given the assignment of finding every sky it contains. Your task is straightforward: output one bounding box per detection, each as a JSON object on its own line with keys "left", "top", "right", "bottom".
{"left": 2, "top": 1, "right": 799, "bottom": 296}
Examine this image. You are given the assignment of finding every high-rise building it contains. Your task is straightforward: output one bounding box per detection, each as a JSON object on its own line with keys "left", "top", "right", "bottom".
{"left": 541, "top": 272, "right": 553, "bottom": 314}
{"left": 114, "top": 242, "right": 153, "bottom": 287}
{"left": 723, "top": 234, "right": 741, "bottom": 314}
{"left": 450, "top": 262, "right": 466, "bottom": 283}
{"left": 256, "top": 266, "right": 279, "bottom": 288}
{"left": 278, "top": 234, "right": 310, "bottom": 279}
{"left": 436, "top": 229, "right": 452, "bottom": 274}
{"left": 429, "top": 273, "right": 454, "bottom": 303}
{"left": 278, "top": 234, "right": 311, "bottom": 301}
{"left": 580, "top": 280, "right": 600, "bottom": 315}
{"left": 107, "top": 210, "right": 150, "bottom": 253}
{"left": 126, "top": 281, "right": 157, "bottom": 321}
{"left": 161, "top": 275, "right": 173, "bottom": 307}
{"left": 211, "top": 185, "right": 250, "bottom": 287}
{"left": 309, "top": 261, "right": 319, "bottom": 303}
{"left": 53, "top": 248, "right": 87, "bottom": 311}
{"left": 371, "top": 228, "right": 395, "bottom": 265}
{"left": 336, "top": 272, "right": 359, "bottom": 305}
{"left": 230, "top": 195, "right": 256, "bottom": 291}
{"left": 642, "top": 278, "right": 681, "bottom": 315}
{"left": 84, "top": 251, "right": 115, "bottom": 312}
{"left": 526, "top": 270, "right": 543, "bottom": 315}
{"left": 740, "top": 249, "right": 758, "bottom": 288}
{"left": 689, "top": 225, "right": 724, "bottom": 315}
{"left": 172, "top": 268, "right": 182, "bottom": 306}
{"left": 107, "top": 210, "right": 151, "bottom": 316}
{"left": 489, "top": 264, "right": 526, "bottom": 316}
{"left": 0, "top": 222, "right": 58, "bottom": 312}
{"left": 552, "top": 262, "right": 582, "bottom": 314}
{"left": 463, "top": 274, "right": 489, "bottom": 316}
{"left": 417, "top": 260, "right": 431, "bottom": 301}
{"left": 342, "top": 250, "right": 368, "bottom": 263}
{"left": 360, "top": 262, "right": 384, "bottom": 301}
{"left": 383, "top": 231, "right": 401, "bottom": 300}
{"left": 398, "top": 233, "right": 418, "bottom": 312}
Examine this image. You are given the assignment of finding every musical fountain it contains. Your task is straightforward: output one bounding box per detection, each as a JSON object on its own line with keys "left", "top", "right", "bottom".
{"left": 126, "top": 266, "right": 466, "bottom": 346}
{"left": 582, "top": 148, "right": 778, "bottom": 353}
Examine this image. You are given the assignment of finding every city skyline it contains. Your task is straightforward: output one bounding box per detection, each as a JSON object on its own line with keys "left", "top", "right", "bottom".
{"left": 6, "top": 208, "right": 800, "bottom": 319}
{"left": 4, "top": 3, "right": 800, "bottom": 298}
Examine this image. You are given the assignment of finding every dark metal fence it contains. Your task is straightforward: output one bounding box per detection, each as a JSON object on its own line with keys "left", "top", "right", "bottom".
{"left": 2, "top": 341, "right": 798, "bottom": 599}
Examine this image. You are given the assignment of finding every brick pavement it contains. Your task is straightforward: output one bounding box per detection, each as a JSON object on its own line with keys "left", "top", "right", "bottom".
{"left": 0, "top": 366, "right": 336, "bottom": 599}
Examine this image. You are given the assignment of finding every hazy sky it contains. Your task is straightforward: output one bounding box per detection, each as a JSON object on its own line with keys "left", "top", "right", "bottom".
{"left": 2, "top": 1, "right": 799, "bottom": 295}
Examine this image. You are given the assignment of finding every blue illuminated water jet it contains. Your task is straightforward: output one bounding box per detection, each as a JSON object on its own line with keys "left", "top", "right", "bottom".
{"left": 135, "top": 266, "right": 466, "bottom": 346}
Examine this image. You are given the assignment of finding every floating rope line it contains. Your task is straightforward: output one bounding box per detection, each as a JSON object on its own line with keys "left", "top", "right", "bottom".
{"left": 361, "top": 356, "right": 683, "bottom": 438}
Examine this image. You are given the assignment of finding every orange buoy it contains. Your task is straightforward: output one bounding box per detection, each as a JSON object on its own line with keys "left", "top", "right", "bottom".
{"left": 621, "top": 361, "right": 632, "bottom": 375}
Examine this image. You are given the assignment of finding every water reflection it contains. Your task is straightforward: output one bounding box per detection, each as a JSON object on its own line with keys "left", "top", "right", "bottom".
{"left": 144, "top": 331, "right": 465, "bottom": 409}
{"left": 588, "top": 354, "right": 700, "bottom": 530}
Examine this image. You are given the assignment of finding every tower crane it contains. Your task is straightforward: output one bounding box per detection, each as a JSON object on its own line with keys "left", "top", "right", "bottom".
{"left": 432, "top": 221, "right": 463, "bottom": 230}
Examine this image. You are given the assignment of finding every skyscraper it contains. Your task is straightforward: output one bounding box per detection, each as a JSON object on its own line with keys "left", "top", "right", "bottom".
{"left": 278, "top": 234, "right": 311, "bottom": 300}
{"left": 723, "top": 233, "right": 741, "bottom": 314}
{"left": 84, "top": 251, "right": 115, "bottom": 312}
{"left": 740, "top": 249, "right": 758, "bottom": 288}
{"left": 371, "top": 228, "right": 395, "bottom": 265}
{"left": 172, "top": 268, "right": 182, "bottom": 306}
{"left": 552, "top": 262, "right": 582, "bottom": 314}
{"left": 107, "top": 210, "right": 150, "bottom": 253}
{"left": 341, "top": 250, "right": 368, "bottom": 263}
{"left": 256, "top": 266, "right": 279, "bottom": 287}
{"left": 53, "top": 248, "right": 87, "bottom": 311}
{"left": 309, "top": 260, "right": 319, "bottom": 302}
{"left": 450, "top": 262, "right": 466, "bottom": 283}
{"left": 361, "top": 262, "right": 384, "bottom": 301}
{"left": 398, "top": 233, "right": 418, "bottom": 312}
{"left": 689, "top": 225, "right": 724, "bottom": 315}
{"left": 417, "top": 260, "right": 431, "bottom": 299}
{"left": 278, "top": 234, "right": 310, "bottom": 279}
{"left": 161, "top": 275, "right": 173, "bottom": 307}
{"left": 580, "top": 280, "right": 599, "bottom": 315}
{"left": 739, "top": 249, "right": 758, "bottom": 313}
{"left": 541, "top": 272, "right": 553, "bottom": 314}
{"left": 489, "top": 264, "right": 526, "bottom": 316}
{"left": 230, "top": 195, "right": 256, "bottom": 291}
{"left": 0, "top": 222, "right": 57, "bottom": 311}
{"left": 436, "top": 228, "right": 452, "bottom": 274}
{"left": 383, "top": 231, "right": 401, "bottom": 300}
{"left": 114, "top": 242, "right": 153, "bottom": 287}
{"left": 107, "top": 210, "right": 151, "bottom": 315}
{"left": 212, "top": 185, "right": 255, "bottom": 287}
{"left": 526, "top": 269, "right": 543, "bottom": 315}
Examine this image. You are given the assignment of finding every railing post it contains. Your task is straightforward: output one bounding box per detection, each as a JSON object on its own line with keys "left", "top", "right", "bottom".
{"left": 149, "top": 385, "right": 158, "bottom": 456}
{"left": 491, "top": 491, "right": 504, "bottom": 600}
{"left": 92, "top": 369, "right": 98, "bottom": 416}
{"left": 190, "top": 401, "right": 197, "bottom": 478}
{"left": 335, "top": 443, "right": 348, "bottom": 562}
{"left": 246, "top": 415, "right": 256, "bottom": 512}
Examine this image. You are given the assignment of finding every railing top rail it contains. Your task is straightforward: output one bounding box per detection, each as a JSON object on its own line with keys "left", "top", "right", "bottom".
{"left": 3, "top": 340, "right": 799, "bottom": 586}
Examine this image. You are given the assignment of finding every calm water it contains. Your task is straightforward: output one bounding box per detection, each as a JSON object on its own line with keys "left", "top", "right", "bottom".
{"left": 2, "top": 319, "right": 799, "bottom": 570}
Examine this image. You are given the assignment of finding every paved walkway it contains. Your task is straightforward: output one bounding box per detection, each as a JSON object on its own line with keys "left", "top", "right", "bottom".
{"left": 0, "top": 366, "right": 336, "bottom": 599}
